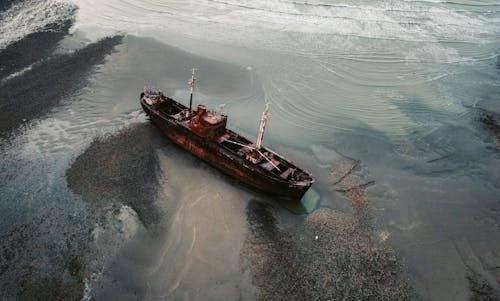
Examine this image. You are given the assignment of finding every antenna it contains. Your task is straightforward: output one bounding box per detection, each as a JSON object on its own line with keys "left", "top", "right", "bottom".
{"left": 255, "top": 102, "right": 270, "bottom": 150}
{"left": 188, "top": 68, "right": 198, "bottom": 118}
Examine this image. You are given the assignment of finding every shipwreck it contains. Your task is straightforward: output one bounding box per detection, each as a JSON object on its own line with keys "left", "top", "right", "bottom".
{"left": 140, "top": 69, "right": 314, "bottom": 199}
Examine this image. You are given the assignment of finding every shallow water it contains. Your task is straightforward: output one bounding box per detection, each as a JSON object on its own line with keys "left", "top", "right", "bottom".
{"left": 1, "top": 0, "right": 500, "bottom": 300}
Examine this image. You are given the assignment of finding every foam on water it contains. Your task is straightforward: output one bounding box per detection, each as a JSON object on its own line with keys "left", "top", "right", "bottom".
{"left": 62, "top": 0, "right": 498, "bottom": 53}
{"left": 0, "top": 0, "right": 75, "bottom": 49}
{"left": 1, "top": 64, "right": 34, "bottom": 84}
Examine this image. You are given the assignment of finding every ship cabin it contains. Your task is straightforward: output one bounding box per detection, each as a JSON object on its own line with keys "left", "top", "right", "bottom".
{"left": 148, "top": 94, "right": 226, "bottom": 138}
{"left": 188, "top": 104, "right": 228, "bottom": 139}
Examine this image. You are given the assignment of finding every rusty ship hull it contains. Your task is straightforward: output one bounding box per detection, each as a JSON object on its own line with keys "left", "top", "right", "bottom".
{"left": 140, "top": 88, "right": 314, "bottom": 200}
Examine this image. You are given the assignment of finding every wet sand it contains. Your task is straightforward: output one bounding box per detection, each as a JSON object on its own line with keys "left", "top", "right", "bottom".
{"left": 1, "top": 124, "right": 164, "bottom": 300}
{"left": 241, "top": 157, "right": 414, "bottom": 300}
{"left": 0, "top": 205, "right": 91, "bottom": 301}
{"left": 64, "top": 120, "right": 417, "bottom": 300}
{"left": 5, "top": 117, "right": 499, "bottom": 300}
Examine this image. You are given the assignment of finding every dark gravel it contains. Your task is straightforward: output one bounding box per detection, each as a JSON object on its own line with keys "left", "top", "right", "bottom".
{"left": 66, "top": 123, "right": 163, "bottom": 230}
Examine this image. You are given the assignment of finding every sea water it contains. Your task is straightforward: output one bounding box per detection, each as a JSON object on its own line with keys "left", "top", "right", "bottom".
{"left": 1, "top": 0, "right": 499, "bottom": 299}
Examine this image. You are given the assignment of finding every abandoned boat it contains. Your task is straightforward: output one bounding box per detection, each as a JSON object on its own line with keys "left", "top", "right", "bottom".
{"left": 140, "top": 69, "right": 314, "bottom": 199}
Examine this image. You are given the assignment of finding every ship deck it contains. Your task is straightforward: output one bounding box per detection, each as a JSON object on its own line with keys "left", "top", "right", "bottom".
{"left": 141, "top": 93, "right": 314, "bottom": 194}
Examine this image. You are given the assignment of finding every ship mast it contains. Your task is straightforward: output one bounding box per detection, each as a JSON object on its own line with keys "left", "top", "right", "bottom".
{"left": 188, "top": 68, "right": 197, "bottom": 118}
{"left": 255, "top": 103, "right": 269, "bottom": 150}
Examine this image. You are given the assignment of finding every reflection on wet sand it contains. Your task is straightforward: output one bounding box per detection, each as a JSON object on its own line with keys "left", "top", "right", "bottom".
{"left": 140, "top": 142, "right": 256, "bottom": 300}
